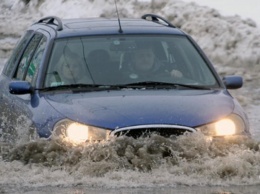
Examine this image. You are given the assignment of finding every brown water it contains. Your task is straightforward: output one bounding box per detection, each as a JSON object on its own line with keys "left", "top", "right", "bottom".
{"left": 1, "top": 127, "right": 260, "bottom": 194}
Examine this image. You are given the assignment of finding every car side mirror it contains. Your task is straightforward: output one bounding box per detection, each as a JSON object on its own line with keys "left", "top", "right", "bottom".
{"left": 9, "top": 81, "right": 33, "bottom": 95}
{"left": 222, "top": 75, "right": 243, "bottom": 89}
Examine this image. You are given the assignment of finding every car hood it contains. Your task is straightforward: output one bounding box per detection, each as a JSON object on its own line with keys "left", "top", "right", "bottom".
{"left": 44, "top": 89, "right": 234, "bottom": 130}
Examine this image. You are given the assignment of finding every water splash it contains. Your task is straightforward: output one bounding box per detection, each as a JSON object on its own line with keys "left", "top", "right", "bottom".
{"left": 1, "top": 132, "right": 260, "bottom": 189}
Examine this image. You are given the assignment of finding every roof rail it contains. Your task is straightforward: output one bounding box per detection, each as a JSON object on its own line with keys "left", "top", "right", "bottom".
{"left": 141, "top": 14, "right": 175, "bottom": 28}
{"left": 36, "top": 16, "right": 63, "bottom": 31}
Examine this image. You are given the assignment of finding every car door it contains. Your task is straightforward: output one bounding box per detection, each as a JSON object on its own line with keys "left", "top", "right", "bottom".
{"left": 0, "top": 32, "right": 48, "bottom": 143}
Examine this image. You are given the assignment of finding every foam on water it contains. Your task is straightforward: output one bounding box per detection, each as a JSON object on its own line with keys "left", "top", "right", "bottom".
{"left": 1, "top": 132, "right": 260, "bottom": 189}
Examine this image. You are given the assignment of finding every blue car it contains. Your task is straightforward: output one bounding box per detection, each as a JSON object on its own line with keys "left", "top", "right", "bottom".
{"left": 0, "top": 14, "right": 250, "bottom": 145}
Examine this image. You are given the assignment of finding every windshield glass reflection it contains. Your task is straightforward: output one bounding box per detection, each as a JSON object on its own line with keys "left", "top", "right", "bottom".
{"left": 45, "top": 35, "right": 218, "bottom": 88}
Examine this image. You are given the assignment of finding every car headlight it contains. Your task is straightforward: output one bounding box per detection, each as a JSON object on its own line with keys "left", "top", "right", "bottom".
{"left": 196, "top": 114, "right": 245, "bottom": 137}
{"left": 53, "top": 119, "right": 111, "bottom": 144}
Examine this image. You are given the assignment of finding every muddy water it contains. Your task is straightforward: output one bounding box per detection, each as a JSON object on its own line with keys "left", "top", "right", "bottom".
{"left": 1, "top": 126, "right": 260, "bottom": 193}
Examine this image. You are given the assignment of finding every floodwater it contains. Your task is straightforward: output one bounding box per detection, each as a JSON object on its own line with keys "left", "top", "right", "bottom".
{"left": 1, "top": 125, "right": 260, "bottom": 194}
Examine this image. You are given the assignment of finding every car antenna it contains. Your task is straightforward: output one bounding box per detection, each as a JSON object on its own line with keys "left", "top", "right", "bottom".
{"left": 114, "top": 0, "right": 123, "bottom": 33}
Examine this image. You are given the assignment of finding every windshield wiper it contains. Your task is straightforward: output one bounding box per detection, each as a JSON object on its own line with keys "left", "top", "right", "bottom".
{"left": 39, "top": 82, "right": 210, "bottom": 92}
{"left": 39, "top": 84, "right": 112, "bottom": 92}
{"left": 169, "top": 83, "right": 211, "bottom": 90}
{"left": 114, "top": 81, "right": 211, "bottom": 90}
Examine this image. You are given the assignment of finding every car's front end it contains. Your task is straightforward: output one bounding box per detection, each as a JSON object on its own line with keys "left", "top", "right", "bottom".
{"left": 40, "top": 87, "right": 250, "bottom": 145}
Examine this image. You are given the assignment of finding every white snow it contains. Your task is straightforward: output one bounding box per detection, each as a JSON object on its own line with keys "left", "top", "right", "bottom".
{"left": 181, "top": 0, "right": 260, "bottom": 27}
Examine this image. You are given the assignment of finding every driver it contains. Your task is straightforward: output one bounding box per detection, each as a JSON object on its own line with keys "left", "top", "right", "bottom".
{"left": 125, "top": 45, "right": 182, "bottom": 79}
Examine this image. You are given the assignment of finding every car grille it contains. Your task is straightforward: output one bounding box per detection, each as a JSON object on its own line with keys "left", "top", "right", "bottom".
{"left": 113, "top": 125, "right": 196, "bottom": 138}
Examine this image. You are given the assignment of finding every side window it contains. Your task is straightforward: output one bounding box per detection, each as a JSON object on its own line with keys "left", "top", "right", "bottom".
{"left": 25, "top": 36, "right": 47, "bottom": 84}
{"left": 3, "top": 30, "right": 33, "bottom": 76}
{"left": 14, "top": 33, "right": 43, "bottom": 80}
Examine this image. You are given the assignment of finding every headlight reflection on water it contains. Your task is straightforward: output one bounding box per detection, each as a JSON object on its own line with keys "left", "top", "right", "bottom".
{"left": 53, "top": 119, "right": 110, "bottom": 145}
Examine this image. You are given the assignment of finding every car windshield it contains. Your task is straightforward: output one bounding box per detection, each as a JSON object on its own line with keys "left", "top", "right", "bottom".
{"left": 44, "top": 35, "right": 219, "bottom": 89}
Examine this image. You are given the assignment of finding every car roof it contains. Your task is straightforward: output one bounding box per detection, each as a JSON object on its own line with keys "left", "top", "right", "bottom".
{"left": 32, "top": 15, "right": 186, "bottom": 38}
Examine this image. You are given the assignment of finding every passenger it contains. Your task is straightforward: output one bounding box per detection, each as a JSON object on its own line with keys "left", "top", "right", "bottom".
{"left": 56, "top": 49, "right": 92, "bottom": 85}
{"left": 125, "top": 45, "right": 183, "bottom": 79}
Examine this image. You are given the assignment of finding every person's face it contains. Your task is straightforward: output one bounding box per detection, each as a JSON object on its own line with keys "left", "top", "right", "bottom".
{"left": 133, "top": 48, "right": 155, "bottom": 72}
